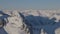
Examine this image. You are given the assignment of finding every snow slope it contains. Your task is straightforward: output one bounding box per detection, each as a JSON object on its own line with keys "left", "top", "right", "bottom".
{"left": 0, "top": 10, "right": 60, "bottom": 34}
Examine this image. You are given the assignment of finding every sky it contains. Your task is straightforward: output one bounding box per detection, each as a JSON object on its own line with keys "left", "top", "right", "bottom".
{"left": 0, "top": 0, "right": 60, "bottom": 10}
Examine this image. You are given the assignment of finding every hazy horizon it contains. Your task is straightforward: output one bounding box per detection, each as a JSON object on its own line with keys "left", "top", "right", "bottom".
{"left": 0, "top": 0, "right": 60, "bottom": 10}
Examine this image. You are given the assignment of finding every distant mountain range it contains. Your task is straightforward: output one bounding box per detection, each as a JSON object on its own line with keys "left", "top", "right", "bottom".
{"left": 0, "top": 10, "right": 60, "bottom": 34}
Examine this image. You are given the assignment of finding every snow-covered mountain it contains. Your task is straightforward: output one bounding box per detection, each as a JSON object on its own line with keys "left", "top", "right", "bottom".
{"left": 0, "top": 10, "right": 60, "bottom": 34}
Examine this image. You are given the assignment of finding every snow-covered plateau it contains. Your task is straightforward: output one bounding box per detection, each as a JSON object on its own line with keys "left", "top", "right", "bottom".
{"left": 0, "top": 10, "right": 60, "bottom": 34}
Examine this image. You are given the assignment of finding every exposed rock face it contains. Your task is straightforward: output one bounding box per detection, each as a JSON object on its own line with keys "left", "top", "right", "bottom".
{"left": 0, "top": 19, "right": 4, "bottom": 28}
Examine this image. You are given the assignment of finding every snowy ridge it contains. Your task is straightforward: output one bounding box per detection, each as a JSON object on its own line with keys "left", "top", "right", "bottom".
{"left": 0, "top": 10, "right": 60, "bottom": 34}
